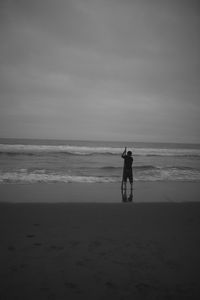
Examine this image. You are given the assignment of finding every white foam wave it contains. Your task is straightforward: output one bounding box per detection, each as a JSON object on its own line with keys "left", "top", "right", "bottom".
{"left": 0, "top": 143, "right": 200, "bottom": 157}
{"left": 0, "top": 168, "right": 200, "bottom": 184}
{"left": 135, "top": 168, "right": 200, "bottom": 182}
{"left": 0, "top": 144, "right": 122, "bottom": 155}
{"left": 0, "top": 171, "right": 117, "bottom": 184}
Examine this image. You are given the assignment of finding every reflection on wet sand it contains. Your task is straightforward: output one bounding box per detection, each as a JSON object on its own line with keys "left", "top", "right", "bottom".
{"left": 121, "top": 185, "right": 133, "bottom": 203}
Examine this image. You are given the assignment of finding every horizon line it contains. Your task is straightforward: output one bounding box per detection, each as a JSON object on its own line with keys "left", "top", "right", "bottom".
{"left": 0, "top": 137, "right": 200, "bottom": 146}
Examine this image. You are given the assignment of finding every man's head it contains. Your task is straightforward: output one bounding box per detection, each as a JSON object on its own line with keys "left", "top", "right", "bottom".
{"left": 127, "top": 151, "right": 132, "bottom": 156}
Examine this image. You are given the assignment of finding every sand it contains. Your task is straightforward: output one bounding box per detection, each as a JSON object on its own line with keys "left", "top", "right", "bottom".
{"left": 0, "top": 181, "right": 200, "bottom": 203}
{"left": 0, "top": 183, "right": 200, "bottom": 299}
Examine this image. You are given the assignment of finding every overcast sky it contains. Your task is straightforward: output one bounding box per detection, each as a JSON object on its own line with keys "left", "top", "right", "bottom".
{"left": 1, "top": 0, "right": 200, "bottom": 143}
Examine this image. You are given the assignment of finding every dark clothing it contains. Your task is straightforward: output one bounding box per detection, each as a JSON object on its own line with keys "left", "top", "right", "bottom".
{"left": 122, "top": 155, "right": 133, "bottom": 170}
{"left": 122, "top": 154, "right": 133, "bottom": 183}
{"left": 123, "top": 168, "right": 133, "bottom": 183}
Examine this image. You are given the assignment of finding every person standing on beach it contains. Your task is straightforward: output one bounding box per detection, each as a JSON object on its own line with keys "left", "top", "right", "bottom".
{"left": 121, "top": 147, "right": 133, "bottom": 190}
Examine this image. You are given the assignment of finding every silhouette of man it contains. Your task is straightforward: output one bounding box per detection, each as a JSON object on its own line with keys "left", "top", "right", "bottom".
{"left": 121, "top": 147, "right": 133, "bottom": 190}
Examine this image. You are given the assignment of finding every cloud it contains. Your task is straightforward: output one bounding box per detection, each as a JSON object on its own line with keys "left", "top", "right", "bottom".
{"left": 0, "top": 0, "right": 200, "bottom": 142}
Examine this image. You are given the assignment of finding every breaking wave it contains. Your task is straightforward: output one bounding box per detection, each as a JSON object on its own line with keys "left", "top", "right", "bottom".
{"left": 0, "top": 144, "right": 200, "bottom": 157}
{"left": 0, "top": 171, "right": 117, "bottom": 184}
{"left": 0, "top": 166, "right": 200, "bottom": 184}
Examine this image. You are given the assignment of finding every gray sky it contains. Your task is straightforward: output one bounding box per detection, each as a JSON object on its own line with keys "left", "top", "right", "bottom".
{"left": 1, "top": 0, "right": 200, "bottom": 143}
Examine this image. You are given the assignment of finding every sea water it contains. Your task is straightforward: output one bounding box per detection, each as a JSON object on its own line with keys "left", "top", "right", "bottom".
{"left": 0, "top": 138, "right": 200, "bottom": 184}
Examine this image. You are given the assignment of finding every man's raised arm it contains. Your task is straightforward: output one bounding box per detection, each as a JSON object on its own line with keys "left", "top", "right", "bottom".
{"left": 121, "top": 147, "right": 127, "bottom": 158}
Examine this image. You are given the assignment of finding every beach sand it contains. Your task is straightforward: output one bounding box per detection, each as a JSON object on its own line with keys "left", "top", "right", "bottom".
{"left": 0, "top": 182, "right": 200, "bottom": 299}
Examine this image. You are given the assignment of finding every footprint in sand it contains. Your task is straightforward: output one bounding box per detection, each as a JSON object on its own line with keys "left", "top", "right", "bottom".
{"left": 76, "top": 260, "right": 85, "bottom": 266}
{"left": 135, "top": 282, "right": 155, "bottom": 292}
{"left": 105, "top": 281, "right": 115, "bottom": 289}
{"left": 47, "top": 293, "right": 56, "bottom": 300}
{"left": 88, "top": 240, "right": 102, "bottom": 252}
{"left": 50, "top": 245, "right": 64, "bottom": 250}
{"left": 9, "top": 265, "right": 18, "bottom": 272}
{"left": 64, "top": 282, "right": 81, "bottom": 293}
{"left": 26, "top": 234, "right": 36, "bottom": 238}
{"left": 8, "top": 246, "right": 16, "bottom": 251}
{"left": 33, "top": 242, "right": 42, "bottom": 246}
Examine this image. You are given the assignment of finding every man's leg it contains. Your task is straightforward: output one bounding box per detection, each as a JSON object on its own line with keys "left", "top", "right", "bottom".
{"left": 129, "top": 172, "right": 133, "bottom": 190}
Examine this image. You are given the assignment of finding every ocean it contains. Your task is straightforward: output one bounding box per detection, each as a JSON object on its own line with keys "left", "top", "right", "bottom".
{"left": 0, "top": 138, "right": 200, "bottom": 184}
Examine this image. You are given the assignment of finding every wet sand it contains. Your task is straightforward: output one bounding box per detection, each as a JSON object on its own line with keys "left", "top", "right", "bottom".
{"left": 0, "top": 183, "right": 200, "bottom": 299}
{"left": 0, "top": 181, "right": 200, "bottom": 203}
